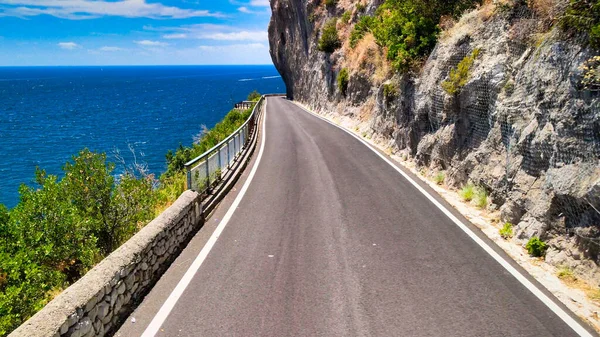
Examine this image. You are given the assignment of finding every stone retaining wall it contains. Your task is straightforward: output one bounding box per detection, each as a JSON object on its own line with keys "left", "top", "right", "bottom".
{"left": 10, "top": 190, "right": 202, "bottom": 337}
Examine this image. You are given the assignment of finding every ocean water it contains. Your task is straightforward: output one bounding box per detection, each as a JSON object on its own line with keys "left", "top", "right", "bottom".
{"left": 0, "top": 65, "right": 285, "bottom": 208}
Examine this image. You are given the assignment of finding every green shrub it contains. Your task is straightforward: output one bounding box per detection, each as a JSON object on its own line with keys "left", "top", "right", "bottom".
{"left": 350, "top": 15, "right": 375, "bottom": 48}
{"left": 434, "top": 171, "right": 445, "bottom": 185}
{"left": 499, "top": 222, "right": 514, "bottom": 239}
{"left": 459, "top": 183, "right": 475, "bottom": 201}
{"left": 318, "top": 19, "right": 341, "bottom": 53}
{"left": 338, "top": 68, "right": 350, "bottom": 96}
{"left": 325, "top": 0, "right": 337, "bottom": 9}
{"left": 349, "top": 0, "right": 481, "bottom": 71}
{"left": 383, "top": 83, "right": 398, "bottom": 101}
{"left": 247, "top": 90, "right": 261, "bottom": 101}
{"left": 561, "top": 0, "right": 600, "bottom": 48}
{"left": 164, "top": 107, "right": 253, "bottom": 177}
{"left": 356, "top": 3, "right": 366, "bottom": 12}
{"left": 526, "top": 237, "right": 548, "bottom": 257}
{"left": 442, "top": 48, "right": 480, "bottom": 95}
{"left": 341, "top": 11, "right": 352, "bottom": 24}
{"left": 473, "top": 185, "right": 488, "bottom": 209}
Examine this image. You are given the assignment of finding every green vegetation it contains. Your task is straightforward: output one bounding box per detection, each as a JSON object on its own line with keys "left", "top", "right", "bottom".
{"left": 383, "top": 82, "right": 398, "bottom": 101}
{"left": 459, "top": 183, "right": 475, "bottom": 201}
{"left": 341, "top": 11, "right": 352, "bottom": 24}
{"left": 325, "top": 0, "right": 337, "bottom": 10}
{"left": 349, "top": 0, "right": 481, "bottom": 71}
{"left": 434, "top": 171, "right": 445, "bottom": 185}
{"left": 0, "top": 91, "right": 260, "bottom": 336}
{"left": 499, "top": 222, "right": 514, "bottom": 239}
{"left": 247, "top": 90, "right": 261, "bottom": 101}
{"left": 579, "top": 56, "right": 600, "bottom": 91}
{"left": 338, "top": 68, "right": 350, "bottom": 96}
{"left": 442, "top": 48, "right": 480, "bottom": 95}
{"left": 356, "top": 3, "right": 366, "bottom": 13}
{"left": 526, "top": 237, "right": 548, "bottom": 257}
{"left": 318, "top": 18, "right": 342, "bottom": 53}
{"left": 349, "top": 15, "right": 376, "bottom": 48}
{"left": 557, "top": 266, "right": 577, "bottom": 282}
{"left": 164, "top": 93, "right": 257, "bottom": 178}
{"left": 473, "top": 184, "right": 488, "bottom": 209}
{"left": 561, "top": 0, "right": 600, "bottom": 47}
{"left": 0, "top": 150, "right": 157, "bottom": 336}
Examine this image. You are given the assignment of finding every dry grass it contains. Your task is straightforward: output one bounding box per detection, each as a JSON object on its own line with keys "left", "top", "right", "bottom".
{"left": 344, "top": 33, "right": 390, "bottom": 85}
{"left": 359, "top": 96, "right": 376, "bottom": 122}
{"left": 556, "top": 266, "right": 600, "bottom": 304}
{"left": 530, "top": 0, "right": 566, "bottom": 27}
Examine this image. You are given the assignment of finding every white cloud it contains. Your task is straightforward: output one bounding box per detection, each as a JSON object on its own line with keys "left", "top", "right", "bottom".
{"left": 163, "top": 33, "right": 187, "bottom": 39}
{"left": 99, "top": 46, "right": 123, "bottom": 52}
{"left": 58, "top": 42, "right": 80, "bottom": 50}
{"left": 134, "top": 40, "right": 168, "bottom": 47}
{"left": 0, "top": 0, "right": 221, "bottom": 19}
{"left": 249, "top": 0, "right": 269, "bottom": 6}
{"left": 145, "top": 24, "right": 268, "bottom": 42}
{"left": 204, "top": 31, "right": 267, "bottom": 42}
{"left": 238, "top": 6, "right": 251, "bottom": 13}
{"left": 196, "top": 43, "right": 265, "bottom": 52}
{"left": 229, "top": 0, "right": 270, "bottom": 7}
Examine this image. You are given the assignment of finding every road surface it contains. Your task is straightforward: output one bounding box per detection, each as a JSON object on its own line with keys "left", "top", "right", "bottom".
{"left": 122, "top": 97, "right": 594, "bottom": 337}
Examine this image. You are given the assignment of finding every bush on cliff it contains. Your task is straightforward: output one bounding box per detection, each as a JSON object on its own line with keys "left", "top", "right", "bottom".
{"left": 349, "top": 0, "right": 481, "bottom": 71}
{"left": 318, "top": 19, "right": 342, "bottom": 53}
{"left": 442, "top": 48, "right": 480, "bottom": 95}
{"left": 338, "top": 68, "right": 349, "bottom": 96}
{"left": 561, "top": 0, "right": 600, "bottom": 47}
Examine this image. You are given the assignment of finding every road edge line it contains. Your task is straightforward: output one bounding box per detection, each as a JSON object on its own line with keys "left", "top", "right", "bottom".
{"left": 140, "top": 99, "right": 269, "bottom": 337}
{"left": 291, "top": 100, "right": 593, "bottom": 337}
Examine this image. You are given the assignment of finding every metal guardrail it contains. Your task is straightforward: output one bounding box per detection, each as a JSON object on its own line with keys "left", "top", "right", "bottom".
{"left": 184, "top": 95, "right": 265, "bottom": 195}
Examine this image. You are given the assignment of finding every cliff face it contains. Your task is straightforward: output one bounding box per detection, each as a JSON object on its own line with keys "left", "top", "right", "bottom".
{"left": 269, "top": 0, "right": 600, "bottom": 282}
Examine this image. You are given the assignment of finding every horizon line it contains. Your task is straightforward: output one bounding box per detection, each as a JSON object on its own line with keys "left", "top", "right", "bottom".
{"left": 0, "top": 64, "right": 276, "bottom": 67}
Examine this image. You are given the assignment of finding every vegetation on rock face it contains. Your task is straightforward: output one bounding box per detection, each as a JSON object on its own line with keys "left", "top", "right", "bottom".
{"left": 325, "top": 0, "right": 337, "bottom": 10}
{"left": 349, "top": 0, "right": 481, "bottom": 71}
{"left": 442, "top": 48, "right": 480, "bottom": 95}
{"left": 318, "top": 18, "right": 342, "bottom": 53}
{"left": 338, "top": 68, "right": 350, "bottom": 96}
{"left": 561, "top": 0, "right": 600, "bottom": 47}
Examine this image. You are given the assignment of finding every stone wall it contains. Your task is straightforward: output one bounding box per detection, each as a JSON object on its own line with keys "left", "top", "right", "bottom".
{"left": 9, "top": 190, "right": 203, "bottom": 337}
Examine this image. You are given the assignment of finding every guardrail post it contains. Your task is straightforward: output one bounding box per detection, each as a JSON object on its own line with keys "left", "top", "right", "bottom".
{"left": 186, "top": 168, "right": 192, "bottom": 191}
{"left": 205, "top": 160, "right": 210, "bottom": 192}
{"left": 233, "top": 135, "right": 237, "bottom": 158}
{"left": 218, "top": 147, "right": 222, "bottom": 178}
{"left": 227, "top": 141, "right": 230, "bottom": 168}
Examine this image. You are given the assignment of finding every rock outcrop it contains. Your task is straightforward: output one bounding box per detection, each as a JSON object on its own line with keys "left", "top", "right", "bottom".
{"left": 269, "top": 0, "right": 600, "bottom": 282}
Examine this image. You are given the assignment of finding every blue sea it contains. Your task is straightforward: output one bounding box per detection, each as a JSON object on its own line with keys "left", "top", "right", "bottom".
{"left": 0, "top": 65, "right": 285, "bottom": 208}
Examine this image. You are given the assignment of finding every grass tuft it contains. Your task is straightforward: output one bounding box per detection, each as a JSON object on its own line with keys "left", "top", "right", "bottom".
{"left": 459, "top": 183, "right": 474, "bottom": 202}
{"left": 434, "top": 171, "right": 445, "bottom": 185}
{"left": 499, "top": 222, "right": 513, "bottom": 240}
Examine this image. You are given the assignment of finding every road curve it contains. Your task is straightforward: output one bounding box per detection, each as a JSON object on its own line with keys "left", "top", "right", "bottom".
{"left": 140, "top": 97, "right": 591, "bottom": 336}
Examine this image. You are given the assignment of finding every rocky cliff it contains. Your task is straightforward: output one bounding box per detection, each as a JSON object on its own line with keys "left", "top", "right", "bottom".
{"left": 269, "top": 0, "right": 600, "bottom": 282}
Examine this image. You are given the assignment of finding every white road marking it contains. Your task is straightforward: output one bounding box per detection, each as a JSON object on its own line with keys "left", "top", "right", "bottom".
{"left": 141, "top": 99, "right": 269, "bottom": 337}
{"left": 292, "top": 100, "right": 593, "bottom": 337}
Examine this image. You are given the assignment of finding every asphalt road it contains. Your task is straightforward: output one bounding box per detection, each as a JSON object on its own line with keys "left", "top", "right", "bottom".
{"left": 137, "top": 97, "right": 592, "bottom": 337}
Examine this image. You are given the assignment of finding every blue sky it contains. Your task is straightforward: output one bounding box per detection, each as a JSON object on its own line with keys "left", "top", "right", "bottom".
{"left": 0, "top": 0, "right": 273, "bottom": 65}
